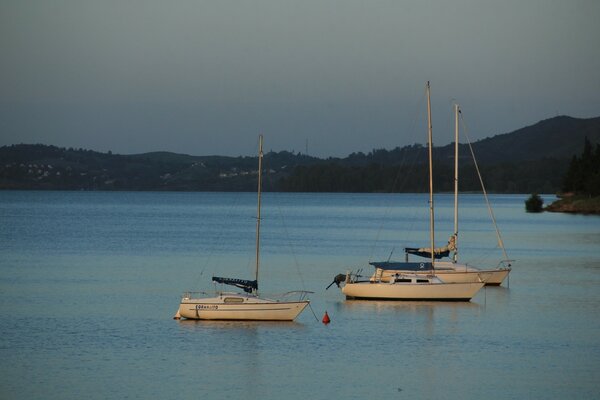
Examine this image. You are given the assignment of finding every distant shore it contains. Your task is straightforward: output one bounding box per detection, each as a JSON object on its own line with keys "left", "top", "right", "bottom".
{"left": 545, "top": 195, "right": 600, "bottom": 215}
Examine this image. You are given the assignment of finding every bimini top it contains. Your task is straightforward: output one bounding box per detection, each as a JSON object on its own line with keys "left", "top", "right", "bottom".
{"left": 369, "top": 261, "right": 434, "bottom": 271}
{"left": 212, "top": 276, "right": 258, "bottom": 293}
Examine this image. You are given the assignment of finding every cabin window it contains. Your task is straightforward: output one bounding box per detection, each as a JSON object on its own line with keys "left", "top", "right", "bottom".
{"left": 416, "top": 279, "right": 429, "bottom": 283}
{"left": 397, "top": 278, "right": 412, "bottom": 283}
{"left": 224, "top": 297, "right": 244, "bottom": 303}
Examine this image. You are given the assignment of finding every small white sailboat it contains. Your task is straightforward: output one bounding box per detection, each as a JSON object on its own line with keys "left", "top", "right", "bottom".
{"left": 334, "top": 82, "right": 484, "bottom": 301}
{"left": 176, "top": 135, "right": 311, "bottom": 321}
{"left": 366, "top": 104, "right": 511, "bottom": 286}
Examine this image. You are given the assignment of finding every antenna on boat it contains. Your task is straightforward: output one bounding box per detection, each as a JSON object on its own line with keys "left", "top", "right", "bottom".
{"left": 426, "top": 81, "right": 435, "bottom": 270}
{"left": 453, "top": 103, "right": 460, "bottom": 264}
{"left": 254, "top": 134, "right": 264, "bottom": 293}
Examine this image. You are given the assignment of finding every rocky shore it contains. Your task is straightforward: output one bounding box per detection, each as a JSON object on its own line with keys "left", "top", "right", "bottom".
{"left": 545, "top": 195, "right": 600, "bottom": 215}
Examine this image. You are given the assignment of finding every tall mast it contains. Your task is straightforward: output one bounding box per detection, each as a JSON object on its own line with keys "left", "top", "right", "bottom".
{"left": 453, "top": 103, "right": 459, "bottom": 263}
{"left": 254, "top": 135, "right": 264, "bottom": 288}
{"left": 426, "top": 82, "right": 435, "bottom": 268}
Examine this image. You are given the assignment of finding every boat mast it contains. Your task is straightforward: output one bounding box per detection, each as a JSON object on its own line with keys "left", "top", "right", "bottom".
{"left": 453, "top": 103, "right": 459, "bottom": 263}
{"left": 254, "top": 135, "right": 264, "bottom": 290}
{"left": 426, "top": 82, "right": 435, "bottom": 268}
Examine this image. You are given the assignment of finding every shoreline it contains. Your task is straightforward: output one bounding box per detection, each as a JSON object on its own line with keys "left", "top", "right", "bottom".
{"left": 545, "top": 195, "right": 600, "bottom": 215}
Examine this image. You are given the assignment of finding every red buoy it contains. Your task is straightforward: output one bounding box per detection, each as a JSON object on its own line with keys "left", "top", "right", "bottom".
{"left": 322, "top": 311, "right": 331, "bottom": 324}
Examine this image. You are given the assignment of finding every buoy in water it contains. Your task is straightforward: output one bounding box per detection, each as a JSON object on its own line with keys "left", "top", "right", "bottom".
{"left": 322, "top": 311, "right": 330, "bottom": 324}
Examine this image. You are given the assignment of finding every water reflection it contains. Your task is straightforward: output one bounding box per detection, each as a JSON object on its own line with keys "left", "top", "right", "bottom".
{"left": 174, "top": 319, "right": 308, "bottom": 398}
{"left": 175, "top": 319, "right": 306, "bottom": 331}
{"left": 340, "top": 299, "right": 479, "bottom": 313}
{"left": 478, "top": 285, "right": 511, "bottom": 308}
{"left": 338, "top": 299, "right": 483, "bottom": 340}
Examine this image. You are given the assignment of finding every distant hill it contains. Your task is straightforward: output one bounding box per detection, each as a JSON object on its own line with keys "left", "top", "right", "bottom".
{"left": 281, "top": 116, "right": 600, "bottom": 193}
{"left": 329, "top": 115, "right": 600, "bottom": 166}
{"left": 457, "top": 115, "right": 600, "bottom": 163}
{"left": 1, "top": 115, "right": 599, "bottom": 193}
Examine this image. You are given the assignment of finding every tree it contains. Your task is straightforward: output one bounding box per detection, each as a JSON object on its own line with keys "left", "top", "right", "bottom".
{"left": 562, "top": 137, "right": 600, "bottom": 196}
{"left": 525, "top": 193, "right": 544, "bottom": 212}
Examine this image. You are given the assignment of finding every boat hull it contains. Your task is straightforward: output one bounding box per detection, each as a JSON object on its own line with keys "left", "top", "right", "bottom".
{"left": 342, "top": 281, "right": 484, "bottom": 301}
{"left": 178, "top": 294, "right": 309, "bottom": 321}
{"left": 434, "top": 262, "right": 510, "bottom": 285}
{"left": 477, "top": 269, "right": 510, "bottom": 285}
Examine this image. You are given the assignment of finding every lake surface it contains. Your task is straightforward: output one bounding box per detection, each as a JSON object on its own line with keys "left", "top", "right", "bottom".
{"left": 1, "top": 191, "right": 599, "bottom": 399}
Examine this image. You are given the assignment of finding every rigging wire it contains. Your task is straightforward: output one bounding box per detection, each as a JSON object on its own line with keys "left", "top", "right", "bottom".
{"left": 367, "top": 90, "right": 429, "bottom": 262}
{"left": 263, "top": 152, "right": 309, "bottom": 293}
{"left": 459, "top": 113, "right": 511, "bottom": 264}
{"left": 307, "top": 302, "right": 321, "bottom": 323}
{"left": 192, "top": 137, "right": 262, "bottom": 289}
{"left": 262, "top": 160, "right": 318, "bottom": 305}
{"left": 191, "top": 191, "right": 244, "bottom": 289}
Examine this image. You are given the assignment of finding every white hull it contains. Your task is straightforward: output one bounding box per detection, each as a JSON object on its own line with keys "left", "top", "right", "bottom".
{"left": 342, "top": 279, "right": 484, "bottom": 301}
{"left": 434, "top": 262, "right": 510, "bottom": 285}
{"left": 178, "top": 293, "right": 309, "bottom": 321}
{"left": 435, "top": 269, "right": 508, "bottom": 285}
{"left": 372, "top": 262, "right": 510, "bottom": 285}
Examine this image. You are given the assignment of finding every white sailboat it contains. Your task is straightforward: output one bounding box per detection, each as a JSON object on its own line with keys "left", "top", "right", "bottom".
{"left": 176, "top": 135, "right": 311, "bottom": 321}
{"left": 335, "top": 82, "right": 485, "bottom": 301}
{"left": 367, "top": 104, "right": 511, "bottom": 286}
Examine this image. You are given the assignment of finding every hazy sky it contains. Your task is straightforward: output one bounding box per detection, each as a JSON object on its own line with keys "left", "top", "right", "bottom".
{"left": 1, "top": 0, "right": 599, "bottom": 157}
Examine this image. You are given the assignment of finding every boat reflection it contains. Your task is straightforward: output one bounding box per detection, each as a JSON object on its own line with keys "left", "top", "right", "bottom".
{"left": 340, "top": 299, "right": 479, "bottom": 313}
{"left": 176, "top": 318, "right": 307, "bottom": 331}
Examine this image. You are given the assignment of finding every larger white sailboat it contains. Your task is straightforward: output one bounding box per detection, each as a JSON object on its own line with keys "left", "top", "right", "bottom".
{"left": 368, "top": 104, "right": 511, "bottom": 286}
{"left": 335, "top": 82, "right": 484, "bottom": 301}
{"left": 176, "top": 135, "right": 310, "bottom": 321}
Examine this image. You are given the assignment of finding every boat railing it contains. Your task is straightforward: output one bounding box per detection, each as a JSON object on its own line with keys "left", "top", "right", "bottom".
{"left": 181, "top": 291, "right": 210, "bottom": 299}
{"left": 182, "top": 290, "right": 313, "bottom": 301}
{"left": 269, "top": 290, "right": 314, "bottom": 301}
{"left": 346, "top": 270, "right": 368, "bottom": 284}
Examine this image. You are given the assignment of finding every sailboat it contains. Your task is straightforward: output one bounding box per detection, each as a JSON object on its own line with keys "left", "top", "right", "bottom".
{"left": 176, "top": 135, "right": 311, "bottom": 320}
{"left": 334, "top": 82, "right": 485, "bottom": 301}
{"left": 366, "top": 104, "right": 511, "bottom": 286}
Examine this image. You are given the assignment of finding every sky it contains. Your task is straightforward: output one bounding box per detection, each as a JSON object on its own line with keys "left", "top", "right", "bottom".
{"left": 1, "top": 0, "right": 599, "bottom": 157}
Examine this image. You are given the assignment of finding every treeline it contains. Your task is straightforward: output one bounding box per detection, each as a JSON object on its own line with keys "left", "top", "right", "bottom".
{"left": 0, "top": 144, "right": 313, "bottom": 191}
{"left": 0, "top": 143, "right": 576, "bottom": 193}
{"left": 279, "top": 158, "right": 567, "bottom": 193}
{"left": 0, "top": 144, "right": 194, "bottom": 190}
{"left": 562, "top": 137, "right": 600, "bottom": 196}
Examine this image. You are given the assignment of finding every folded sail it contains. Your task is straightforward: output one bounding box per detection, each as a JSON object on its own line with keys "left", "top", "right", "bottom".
{"left": 405, "top": 247, "right": 450, "bottom": 259}
{"left": 405, "top": 235, "right": 456, "bottom": 260}
{"left": 212, "top": 277, "right": 258, "bottom": 293}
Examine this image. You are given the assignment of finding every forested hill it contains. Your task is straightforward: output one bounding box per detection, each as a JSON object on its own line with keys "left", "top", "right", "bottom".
{"left": 457, "top": 115, "right": 600, "bottom": 163}
{"left": 1, "top": 115, "right": 599, "bottom": 193}
{"left": 332, "top": 115, "right": 600, "bottom": 167}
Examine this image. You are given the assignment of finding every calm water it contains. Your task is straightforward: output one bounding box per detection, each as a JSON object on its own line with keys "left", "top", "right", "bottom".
{"left": 1, "top": 191, "right": 599, "bottom": 399}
